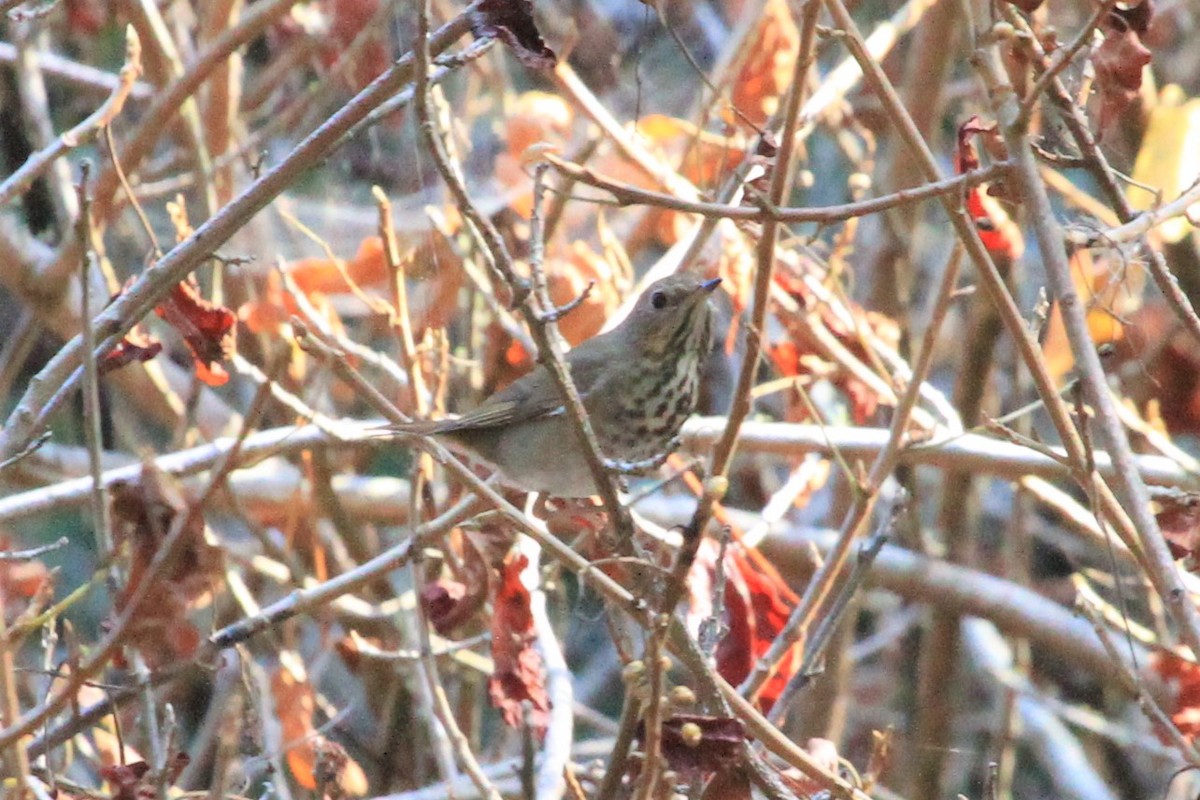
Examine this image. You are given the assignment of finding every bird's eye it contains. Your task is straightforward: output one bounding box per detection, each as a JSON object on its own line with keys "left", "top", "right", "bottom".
{"left": 651, "top": 291, "right": 668, "bottom": 309}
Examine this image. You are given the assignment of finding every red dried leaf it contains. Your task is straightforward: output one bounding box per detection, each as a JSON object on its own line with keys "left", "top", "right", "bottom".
{"left": 1002, "top": 0, "right": 1045, "bottom": 12}
{"left": 154, "top": 277, "right": 236, "bottom": 387}
{"left": 108, "top": 460, "right": 223, "bottom": 668}
{"left": 653, "top": 715, "right": 746, "bottom": 780}
{"left": 273, "top": 665, "right": 320, "bottom": 789}
{"left": 728, "top": 0, "right": 799, "bottom": 128}
{"left": 1151, "top": 652, "right": 1200, "bottom": 744}
{"left": 1094, "top": 11, "right": 1153, "bottom": 133}
{"left": 421, "top": 533, "right": 491, "bottom": 634}
{"left": 313, "top": 736, "right": 369, "bottom": 798}
{"left": 955, "top": 117, "right": 1022, "bottom": 259}
{"left": 717, "top": 548, "right": 802, "bottom": 711}
{"left": 488, "top": 551, "right": 550, "bottom": 736}
{"left": 100, "top": 327, "right": 163, "bottom": 376}
{"left": 101, "top": 754, "right": 189, "bottom": 800}
{"left": 64, "top": 0, "right": 107, "bottom": 34}
{"left": 689, "top": 541, "right": 802, "bottom": 712}
{"left": 470, "top": 0, "right": 556, "bottom": 70}
{"left": 1112, "top": 0, "right": 1155, "bottom": 35}
{"left": 1154, "top": 491, "right": 1200, "bottom": 565}
{"left": 0, "top": 538, "right": 51, "bottom": 607}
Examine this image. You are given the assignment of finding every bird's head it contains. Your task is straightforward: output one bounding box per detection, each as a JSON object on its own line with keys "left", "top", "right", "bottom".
{"left": 621, "top": 274, "right": 722, "bottom": 359}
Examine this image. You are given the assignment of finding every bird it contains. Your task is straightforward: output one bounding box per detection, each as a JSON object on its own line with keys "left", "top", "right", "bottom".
{"left": 388, "top": 273, "right": 723, "bottom": 497}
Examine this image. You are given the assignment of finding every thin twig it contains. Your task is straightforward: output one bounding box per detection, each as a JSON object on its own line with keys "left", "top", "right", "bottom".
{"left": 410, "top": 561, "right": 503, "bottom": 800}
{"left": 0, "top": 5, "right": 479, "bottom": 464}
{"left": 739, "top": 244, "right": 963, "bottom": 701}
{"left": 75, "top": 163, "right": 113, "bottom": 572}
{"left": 0, "top": 25, "right": 142, "bottom": 207}
{"left": 544, "top": 153, "right": 1010, "bottom": 224}
{"left": 971, "top": 34, "right": 1200, "bottom": 659}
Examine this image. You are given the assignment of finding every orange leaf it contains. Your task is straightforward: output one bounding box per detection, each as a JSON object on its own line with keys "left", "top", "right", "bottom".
{"left": 154, "top": 277, "right": 236, "bottom": 387}
{"left": 489, "top": 551, "right": 550, "bottom": 736}
{"left": 728, "top": 0, "right": 799, "bottom": 128}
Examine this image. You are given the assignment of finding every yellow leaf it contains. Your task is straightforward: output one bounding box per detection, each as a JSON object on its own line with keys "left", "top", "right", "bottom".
{"left": 1130, "top": 84, "right": 1200, "bottom": 244}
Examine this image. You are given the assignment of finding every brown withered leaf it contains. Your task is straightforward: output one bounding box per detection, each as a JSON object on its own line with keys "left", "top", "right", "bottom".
{"left": 728, "top": 0, "right": 798, "bottom": 127}
{"left": 1150, "top": 651, "right": 1200, "bottom": 744}
{"left": 1003, "top": 0, "right": 1045, "bottom": 13}
{"left": 1112, "top": 0, "right": 1155, "bottom": 34}
{"left": 273, "top": 662, "right": 320, "bottom": 789}
{"left": 421, "top": 533, "right": 491, "bottom": 635}
{"left": 313, "top": 736, "right": 369, "bottom": 798}
{"left": 108, "top": 459, "right": 223, "bottom": 668}
{"left": 651, "top": 714, "right": 746, "bottom": 780}
{"left": 1153, "top": 490, "right": 1200, "bottom": 567}
{"left": 154, "top": 276, "right": 236, "bottom": 387}
{"left": 489, "top": 551, "right": 550, "bottom": 737}
{"left": 100, "top": 753, "right": 189, "bottom": 800}
{"left": 100, "top": 326, "right": 163, "bottom": 376}
{"left": 1094, "top": 8, "right": 1154, "bottom": 133}
{"left": 470, "top": 0, "right": 556, "bottom": 70}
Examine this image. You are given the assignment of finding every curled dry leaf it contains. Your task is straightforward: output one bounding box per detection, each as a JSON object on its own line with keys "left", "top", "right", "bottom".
{"left": 955, "top": 116, "right": 1022, "bottom": 260}
{"left": 314, "top": 736, "right": 370, "bottom": 799}
{"left": 108, "top": 459, "right": 223, "bottom": 668}
{"left": 770, "top": 270, "right": 899, "bottom": 425}
{"left": 100, "top": 753, "right": 190, "bottom": 800}
{"left": 495, "top": 91, "right": 574, "bottom": 219}
{"left": 1152, "top": 489, "right": 1200, "bottom": 568}
{"left": 650, "top": 714, "right": 746, "bottom": 780}
{"left": 1094, "top": 4, "right": 1154, "bottom": 133}
{"left": 688, "top": 540, "right": 803, "bottom": 712}
{"left": 489, "top": 551, "right": 550, "bottom": 737}
{"left": 154, "top": 276, "right": 236, "bottom": 387}
{"left": 0, "top": 538, "right": 54, "bottom": 625}
{"left": 272, "top": 661, "right": 367, "bottom": 794}
{"left": 469, "top": 0, "right": 556, "bottom": 70}
{"left": 1149, "top": 651, "right": 1200, "bottom": 744}
{"left": 99, "top": 325, "right": 163, "bottom": 376}
{"left": 420, "top": 532, "right": 491, "bottom": 635}
{"left": 728, "top": 0, "right": 799, "bottom": 127}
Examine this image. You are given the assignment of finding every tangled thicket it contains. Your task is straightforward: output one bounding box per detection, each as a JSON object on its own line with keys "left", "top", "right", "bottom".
{"left": 2, "top": 0, "right": 1200, "bottom": 799}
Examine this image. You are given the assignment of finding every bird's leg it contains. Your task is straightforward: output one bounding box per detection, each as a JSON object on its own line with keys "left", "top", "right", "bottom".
{"left": 602, "top": 436, "right": 682, "bottom": 475}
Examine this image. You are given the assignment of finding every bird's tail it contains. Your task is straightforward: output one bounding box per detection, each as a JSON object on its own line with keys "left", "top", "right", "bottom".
{"left": 374, "top": 417, "right": 457, "bottom": 436}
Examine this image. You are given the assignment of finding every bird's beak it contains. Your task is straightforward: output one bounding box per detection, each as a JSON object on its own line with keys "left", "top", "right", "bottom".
{"left": 700, "top": 277, "right": 722, "bottom": 293}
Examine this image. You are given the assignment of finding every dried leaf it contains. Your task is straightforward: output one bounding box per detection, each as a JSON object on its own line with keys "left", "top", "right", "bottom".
{"left": 314, "top": 736, "right": 369, "bottom": 798}
{"left": 1150, "top": 651, "right": 1200, "bottom": 744}
{"left": 470, "top": 0, "right": 556, "bottom": 70}
{"left": 108, "top": 459, "right": 223, "bottom": 667}
{"left": 1153, "top": 490, "right": 1200, "bottom": 567}
{"left": 421, "top": 533, "right": 491, "bottom": 635}
{"left": 100, "top": 327, "right": 164, "bottom": 375}
{"left": 154, "top": 277, "right": 236, "bottom": 387}
{"left": 273, "top": 662, "right": 320, "bottom": 789}
{"left": 1095, "top": 9, "right": 1154, "bottom": 133}
{"left": 728, "top": 0, "right": 798, "bottom": 127}
{"left": 653, "top": 714, "right": 746, "bottom": 779}
{"left": 688, "top": 541, "right": 803, "bottom": 712}
{"left": 955, "top": 116, "right": 1022, "bottom": 259}
{"left": 100, "top": 753, "right": 189, "bottom": 800}
{"left": 488, "top": 551, "right": 550, "bottom": 736}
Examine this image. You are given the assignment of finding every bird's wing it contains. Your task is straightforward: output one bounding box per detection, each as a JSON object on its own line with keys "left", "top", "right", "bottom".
{"left": 432, "top": 335, "right": 616, "bottom": 431}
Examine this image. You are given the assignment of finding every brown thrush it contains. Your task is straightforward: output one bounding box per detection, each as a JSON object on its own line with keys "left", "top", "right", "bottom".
{"left": 391, "top": 274, "right": 722, "bottom": 497}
